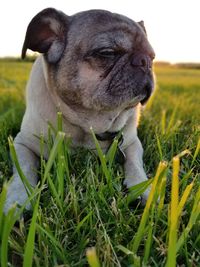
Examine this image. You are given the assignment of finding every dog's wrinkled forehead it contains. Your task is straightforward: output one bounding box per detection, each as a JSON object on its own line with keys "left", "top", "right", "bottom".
{"left": 22, "top": 8, "right": 155, "bottom": 63}
{"left": 68, "top": 10, "right": 152, "bottom": 54}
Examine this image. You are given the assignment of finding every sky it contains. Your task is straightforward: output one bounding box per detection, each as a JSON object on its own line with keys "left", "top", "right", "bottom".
{"left": 0, "top": 0, "right": 200, "bottom": 63}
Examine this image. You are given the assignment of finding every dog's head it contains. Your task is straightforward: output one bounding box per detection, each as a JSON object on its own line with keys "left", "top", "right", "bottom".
{"left": 22, "top": 8, "right": 155, "bottom": 111}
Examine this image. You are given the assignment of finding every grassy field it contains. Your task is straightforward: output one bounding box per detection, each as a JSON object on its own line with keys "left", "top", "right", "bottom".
{"left": 0, "top": 60, "right": 199, "bottom": 267}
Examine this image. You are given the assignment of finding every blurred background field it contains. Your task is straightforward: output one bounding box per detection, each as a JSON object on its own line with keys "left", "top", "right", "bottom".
{"left": 0, "top": 60, "right": 31, "bottom": 184}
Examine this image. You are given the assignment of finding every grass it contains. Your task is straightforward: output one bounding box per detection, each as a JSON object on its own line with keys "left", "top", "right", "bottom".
{"left": 0, "top": 60, "right": 199, "bottom": 266}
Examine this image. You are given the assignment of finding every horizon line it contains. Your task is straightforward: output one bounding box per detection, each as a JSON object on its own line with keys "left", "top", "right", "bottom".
{"left": 0, "top": 56, "right": 200, "bottom": 65}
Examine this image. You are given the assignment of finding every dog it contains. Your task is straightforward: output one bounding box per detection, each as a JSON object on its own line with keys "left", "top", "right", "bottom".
{"left": 4, "top": 8, "right": 155, "bottom": 212}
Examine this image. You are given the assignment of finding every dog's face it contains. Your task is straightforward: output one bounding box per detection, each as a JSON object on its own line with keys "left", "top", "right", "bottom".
{"left": 22, "top": 8, "right": 155, "bottom": 111}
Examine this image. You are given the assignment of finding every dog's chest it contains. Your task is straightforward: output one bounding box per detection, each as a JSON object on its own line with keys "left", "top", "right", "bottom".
{"left": 106, "top": 108, "right": 135, "bottom": 132}
{"left": 67, "top": 107, "right": 136, "bottom": 150}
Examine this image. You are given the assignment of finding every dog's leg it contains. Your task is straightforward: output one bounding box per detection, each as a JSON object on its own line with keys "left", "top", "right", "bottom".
{"left": 4, "top": 133, "right": 39, "bottom": 213}
{"left": 123, "top": 137, "right": 150, "bottom": 203}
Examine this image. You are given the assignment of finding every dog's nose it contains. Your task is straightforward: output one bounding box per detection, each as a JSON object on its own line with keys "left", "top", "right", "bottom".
{"left": 131, "top": 53, "right": 152, "bottom": 72}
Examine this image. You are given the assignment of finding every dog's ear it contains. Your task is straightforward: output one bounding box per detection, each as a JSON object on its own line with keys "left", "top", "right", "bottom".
{"left": 138, "top": 20, "right": 147, "bottom": 35}
{"left": 22, "top": 8, "right": 68, "bottom": 63}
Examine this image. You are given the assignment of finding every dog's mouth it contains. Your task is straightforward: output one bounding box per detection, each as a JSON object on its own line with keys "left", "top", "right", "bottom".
{"left": 107, "top": 72, "right": 154, "bottom": 108}
{"left": 124, "top": 95, "right": 145, "bottom": 110}
{"left": 140, "top": 83, "right": 153, "bottom": 105}
{"left": 140, "top": 84, "right": 153, "bottom": 105}
{"left": 124, "top": 84, "right": 153, "bottom": 109}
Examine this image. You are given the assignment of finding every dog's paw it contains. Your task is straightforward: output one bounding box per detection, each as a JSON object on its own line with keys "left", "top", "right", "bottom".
{"left": 4, "top": 179, "right": 31, "bottom": 214}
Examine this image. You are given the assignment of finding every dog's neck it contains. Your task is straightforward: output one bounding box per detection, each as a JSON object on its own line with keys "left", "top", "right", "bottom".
{"left": 95, "top": 131, "right": 119, "bottom": 141}
{"left": 96, "top": 130, "right": 126, "bottom": 164}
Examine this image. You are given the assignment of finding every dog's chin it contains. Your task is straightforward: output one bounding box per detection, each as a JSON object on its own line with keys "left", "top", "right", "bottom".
{"left": 97, "top": 94, "right": 148, "bottom": 111}
{"left": 122, "top": 92, "right": 151, "bottom": 109}
{"left": 123, "top": 96, "right": 143, "bottom": 109}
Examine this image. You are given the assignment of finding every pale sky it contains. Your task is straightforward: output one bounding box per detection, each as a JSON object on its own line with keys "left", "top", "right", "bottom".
{"left": 1, "top": 0, "right": 200, "bottom": 63}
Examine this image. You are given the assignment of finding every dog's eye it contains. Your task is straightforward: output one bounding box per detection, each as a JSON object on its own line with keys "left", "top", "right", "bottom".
{"left": 95, "top": 49, "right": 119, "bottom": 58}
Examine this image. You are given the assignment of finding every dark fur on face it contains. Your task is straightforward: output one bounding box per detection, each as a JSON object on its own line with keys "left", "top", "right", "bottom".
{"left": 22, "top": 8, "right": 155, "bottom": 111}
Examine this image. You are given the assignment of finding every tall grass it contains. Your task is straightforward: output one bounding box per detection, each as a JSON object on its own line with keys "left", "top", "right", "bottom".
{"left": 0, "top": 115, "right": 199, "bottom": 266}
{"left": 0, "top": 61, "right": 199, "bottom": 266}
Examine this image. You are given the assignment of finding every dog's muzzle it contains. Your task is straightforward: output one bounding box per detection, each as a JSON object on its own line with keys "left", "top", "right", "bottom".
{"left": 131, "top": 53, "right": 154, "bottom": 104}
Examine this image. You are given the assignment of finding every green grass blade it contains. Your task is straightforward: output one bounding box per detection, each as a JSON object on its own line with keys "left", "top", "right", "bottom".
{"left": 143, "top": 174, "right": 164, "bottom": 264}
{"left": 143, "top": 221, "right": 154, "bottom": 265}
{"left": 156, "top": 132, "right": 163, "bottom": 160}
{"left": 13, "top": 184, "right": 42, "bottom": 220}
{"left": 126, "top": 179, "right": 153, "bottom": 204}
{"left": 23, "top": 197, "right": 40, "bottom": 267}
{"left": 57, "top": 112, "right": 63, "bottom": 131}
{"left": 47, "top": 173, "right": 63, "bottom": 213}
{"left": 117, "top": 244, "right": 134, "bottom": 256}
{"left": 157, "top": 176, "right": 166, "bottom": 219}
{"left": 177, "top": 182, "right": 193, "bottom": 217}
{"left": 8, "top": 136, "right": 33, "bottom": 195}
{"left": 74, "top": 211, "right": 93, "bottom": 234}
{"left": 175, "top": 149, "right": 190, "bottom": 159}
{"left": 56, "top": 113, "right": 68, "bottom": 203}
{"left": 180, "top": 169, "right": 193, "bottom": 190}
{"left": 131, "top": 162, "right": 167, "bottom": 254}
{"left": 106, "top": 139, "right": 118, "bottom": 167}
{"left": 117, "top": 244, "right": 141, "bottom": 266}
{"left": 0, "top": 183, "right": 7, "bottom": 236}
{"left": 90, "top": 127, "right": 112, "bottom": 188}
{"left": 37, "top": 224, "right": 67, "bottom": 262}
{"left": 191, "top": 137, "right": 200, "bottom": 165}
{"left": 176, "top": 186, "right": 200, "bottom": 252}
{"left": 166, "top": 156, "right": 180, "bottom": 267}
{"left": 161, "top": 110, "right": 166, "bottom": 135}
{"left": 47, "top": 121, "right": 57, "bottom": 135}
{"left": 166, "top": 106, "right": 178, "bottom": 135}
{"left": 39, "top": 134, "right": 45, "bottom": 177}
{"left": 57, "top": 155, "right": 65, "bottom": 202}
{"left": 1, "top": 204, "right": 17, "bottom": 267}
{"left": 43, "top": 131, "right": 65, "bottom": 183}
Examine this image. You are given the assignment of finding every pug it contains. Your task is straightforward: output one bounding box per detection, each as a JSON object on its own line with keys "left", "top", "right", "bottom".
{"left": 4, "top": 8, "right": 155, "bottom": 213}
